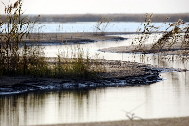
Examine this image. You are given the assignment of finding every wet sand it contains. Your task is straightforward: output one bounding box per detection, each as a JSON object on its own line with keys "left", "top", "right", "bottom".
{"left": 29, "top": 117, "right": 189, "bottom": 126}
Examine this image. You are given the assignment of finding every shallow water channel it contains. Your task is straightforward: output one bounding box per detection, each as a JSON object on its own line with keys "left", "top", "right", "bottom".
{"left": 1, "top": 35, "right": 189, "bottom": 126}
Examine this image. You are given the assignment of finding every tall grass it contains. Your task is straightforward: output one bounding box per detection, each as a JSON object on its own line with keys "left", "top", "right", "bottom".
{"left": 94, "top": 17, "right": 112, "bottom": 35}
{"left": 0, "top": 0, "right": 48, "bottom": 76}
{"left": 53, "top": 48, "right": 104, "bottom": 80}
{"left": 134, "top": 14, "right": 189, "bottom": 54}
{"left": 151, "top": 19, "right": 189, "bottom": 50}
{"left": 0, "top": 0, "right": 102, "bottom": 80}
{"left": 0, "top": 0, "right": 28, "bottom": 75}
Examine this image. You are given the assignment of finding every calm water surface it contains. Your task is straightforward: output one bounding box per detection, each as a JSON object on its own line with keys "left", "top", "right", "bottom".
{"left": 27, "top": 22, "right": 170, "bottom": 33}
{"left": 1, "top": 34, "right": 189, "bottom": 126}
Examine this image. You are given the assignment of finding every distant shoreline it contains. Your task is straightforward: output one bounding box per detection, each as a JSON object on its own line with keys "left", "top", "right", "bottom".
{"left": 1, "top": 13, "right": 189, "bottom": 23}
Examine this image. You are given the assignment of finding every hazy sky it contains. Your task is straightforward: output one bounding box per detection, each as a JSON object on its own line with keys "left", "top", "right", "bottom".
{"left": 0, "top": 0, "right": 189, "bottom": 14}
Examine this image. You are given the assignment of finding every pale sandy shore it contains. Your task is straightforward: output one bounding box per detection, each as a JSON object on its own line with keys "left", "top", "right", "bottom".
{"left": 29, "top": 117, "right": 189, "bottom": 126}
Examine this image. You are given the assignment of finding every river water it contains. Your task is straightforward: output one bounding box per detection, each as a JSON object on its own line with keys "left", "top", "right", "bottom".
{"left": 0, "top": 22, "right": 169, "bottom": 33}
{"left": 0, "top": 24, "right": 189, "bottom": 126}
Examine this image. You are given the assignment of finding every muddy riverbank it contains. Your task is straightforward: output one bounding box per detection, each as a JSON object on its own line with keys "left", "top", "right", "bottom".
{"left": 0, "top": 60, "right": 168, "bottom": 95}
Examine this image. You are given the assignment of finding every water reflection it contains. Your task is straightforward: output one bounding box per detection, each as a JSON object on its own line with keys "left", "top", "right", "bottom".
{"left": 1, "top": 71, "right": 189, "bottom": 126}
{"left": 1, "top": 35, "right": 189, "bottom": 125}
{"left": 0, "top": 90, "right": 106, "bottom": 125}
